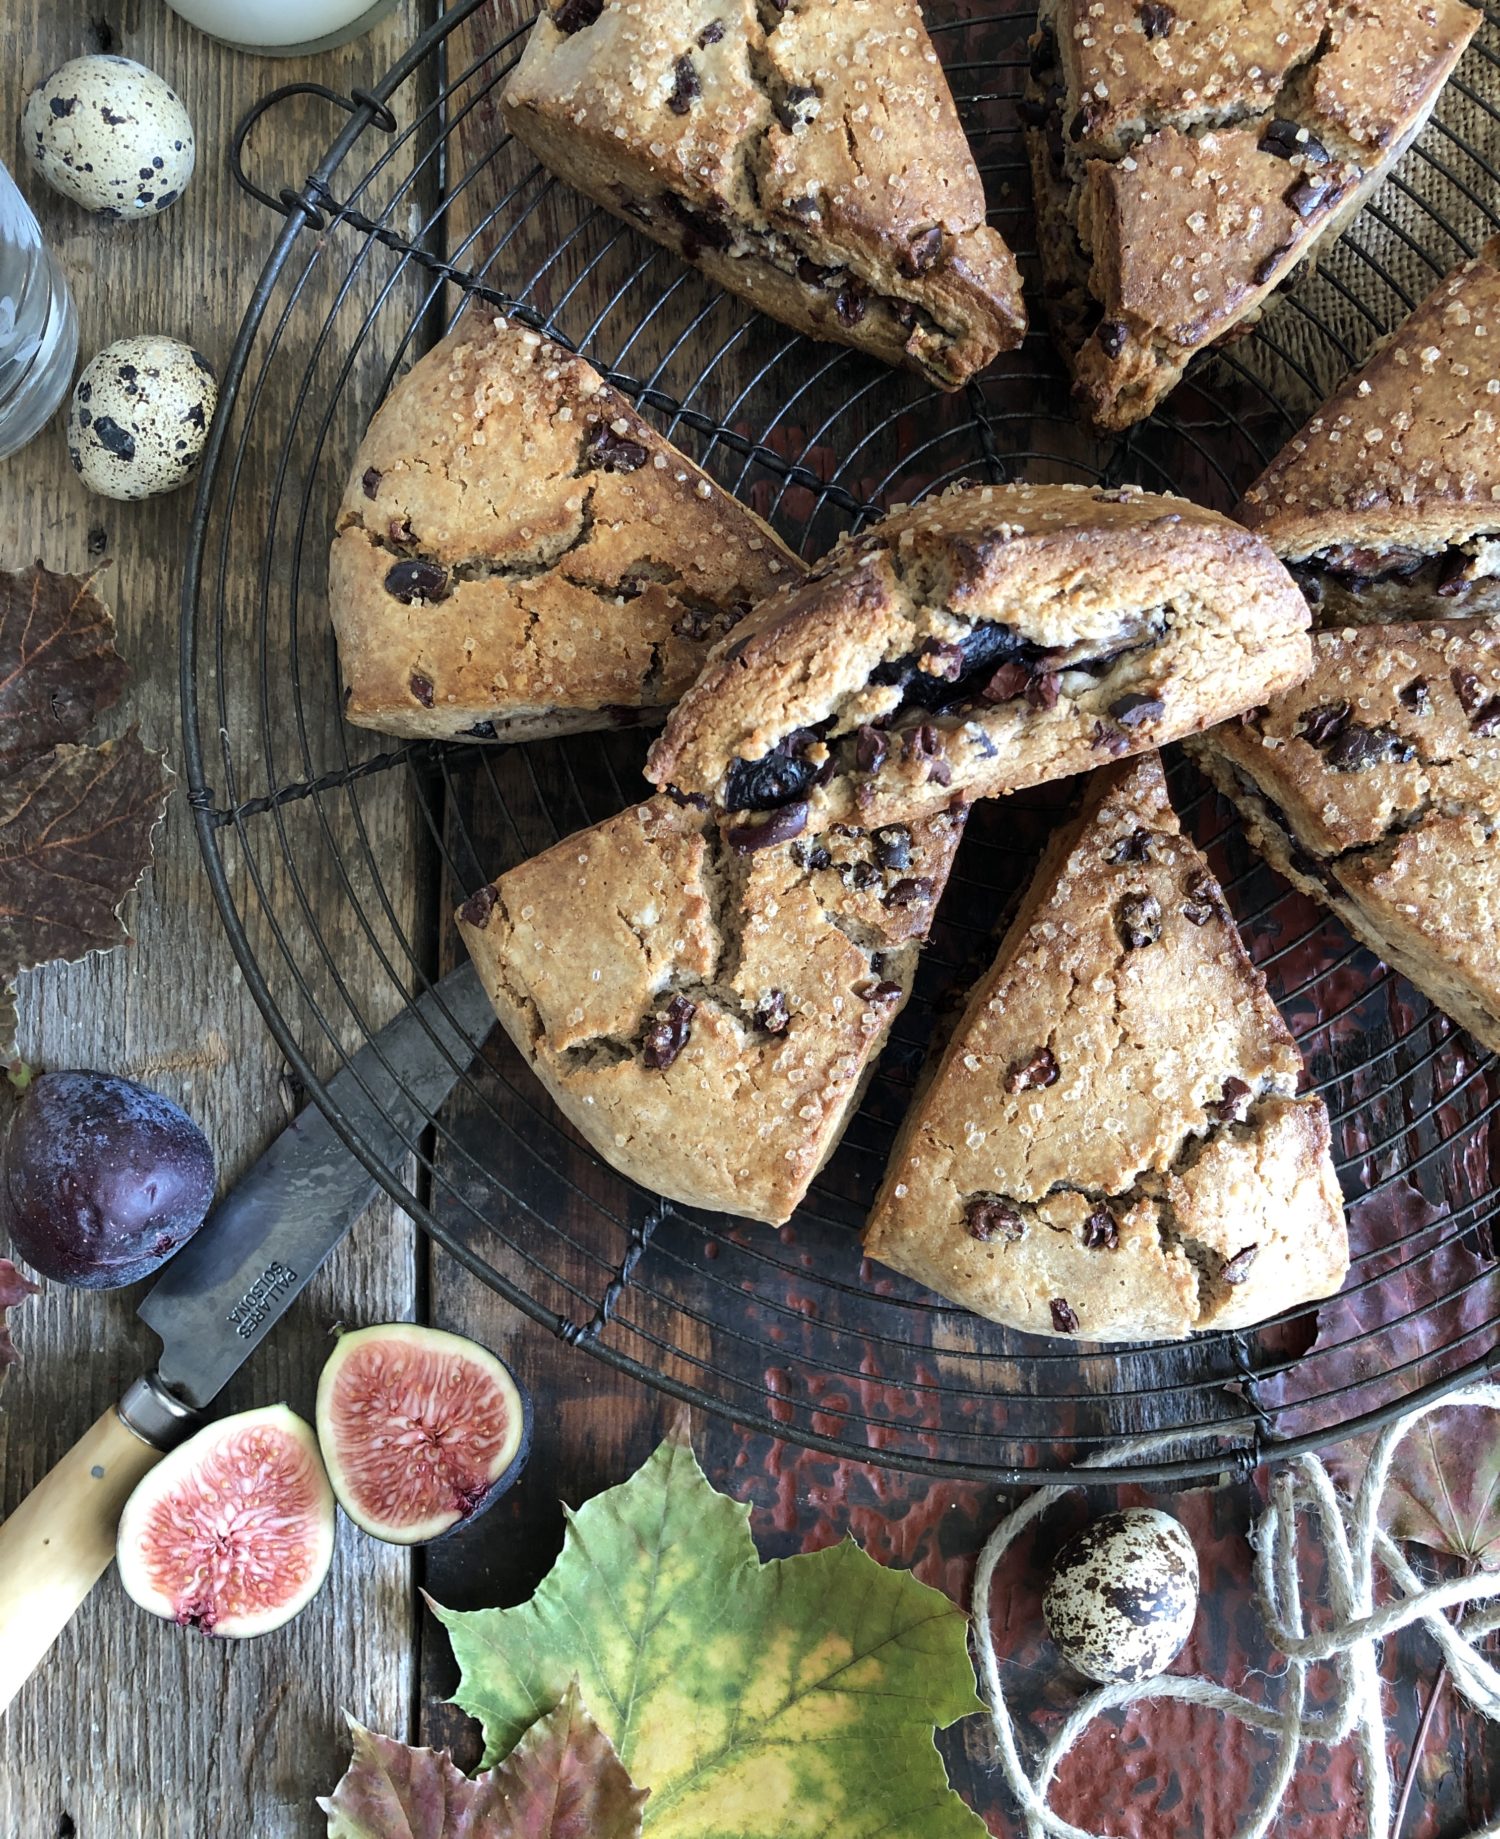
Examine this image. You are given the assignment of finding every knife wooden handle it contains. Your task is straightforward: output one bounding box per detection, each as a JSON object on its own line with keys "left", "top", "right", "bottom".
{"left": 0, "top": 1405, "right": 161, "bottom": 1717}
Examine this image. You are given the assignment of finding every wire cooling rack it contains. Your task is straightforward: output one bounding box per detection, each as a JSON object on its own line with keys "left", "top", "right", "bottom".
{"left": 181, "top": 0, "right": 1500, "bottom": 1483}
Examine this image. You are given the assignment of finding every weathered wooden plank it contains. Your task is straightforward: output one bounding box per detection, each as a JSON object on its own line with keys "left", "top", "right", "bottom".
{"left": 0, "top": 6, "right": 436, "bottom": 1835}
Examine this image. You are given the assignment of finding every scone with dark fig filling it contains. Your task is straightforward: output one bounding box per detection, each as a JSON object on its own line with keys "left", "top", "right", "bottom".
{"left": 501, "top": 0, "right": 1025, "bottom": 389}
{"left": 1024, "top": 0, "right": 1480, "bottom": 431}
{"left": 330, "top": 311, "right": 801, "bottom": 741}
{"left": 456, "top": 785, "right": 967, "bottom": 1224}
{"left": 646, "top": 481, "right": 1313, "bottom": 830}
{"left": 1237, "top": 236, "right": 1500, "bottom": 624}
{"left": 1188, "top": 617, "right": 1500, "bottom": 1055}
{"left": 864, "top": 754, "right": 1348, "bottom": 1340}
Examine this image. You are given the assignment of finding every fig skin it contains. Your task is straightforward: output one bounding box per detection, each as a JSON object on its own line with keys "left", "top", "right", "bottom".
{"left": 0, "top": 1071, "right": 215, "bottom": 1288}
{"left": 116, "top": 1405, "right": 336, "bottom": 1638}
{"left": 316, "top": 1323, "right": 532, "bottom": 1544}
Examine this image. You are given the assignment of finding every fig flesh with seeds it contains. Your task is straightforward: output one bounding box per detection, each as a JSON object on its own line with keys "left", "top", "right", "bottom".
{"left": 315, "top": 1323, "right": 531, "bottom": 1544}
{"left": 116, "top": 1405, "right": 336, "bottom": 1637}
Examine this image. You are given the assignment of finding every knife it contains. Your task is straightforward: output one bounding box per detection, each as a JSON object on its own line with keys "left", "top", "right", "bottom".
{"left": 0, "top": 963, "right": 495, "bottom": 1718}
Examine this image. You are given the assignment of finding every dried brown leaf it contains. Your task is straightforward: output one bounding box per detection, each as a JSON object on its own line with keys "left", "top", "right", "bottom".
{"left": 0, "top": 561, "right": 127, "bottom": 770}
{"left": 0, "top": 1257, "right": 38, "bottom": 1381}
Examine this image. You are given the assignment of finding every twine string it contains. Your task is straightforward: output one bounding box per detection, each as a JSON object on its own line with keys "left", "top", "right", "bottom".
{"left": 972, "top": 1384, "right": 1500, "bottom": 1839}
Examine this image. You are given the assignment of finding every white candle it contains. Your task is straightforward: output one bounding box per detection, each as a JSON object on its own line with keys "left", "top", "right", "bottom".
{"left": 163, "top": 0, "right": 400, "bottom": 55}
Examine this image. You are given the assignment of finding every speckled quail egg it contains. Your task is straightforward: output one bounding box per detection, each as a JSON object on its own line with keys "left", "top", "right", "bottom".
{"left": 1041, "top": 1508, "right": 1199, "bottom": 1685}
{"left": 68, "top": 336, "right": 217, "bottom": 501}
{"left": 23, "top": 56, "right": 194, "bottom": 218}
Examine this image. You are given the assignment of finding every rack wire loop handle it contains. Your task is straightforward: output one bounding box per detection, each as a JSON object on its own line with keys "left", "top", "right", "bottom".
{"left": 230, "top": 83, "right": 399, "bottom": 225}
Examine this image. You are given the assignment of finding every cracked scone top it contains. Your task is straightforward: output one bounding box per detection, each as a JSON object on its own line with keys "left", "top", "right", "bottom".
{"left": 645, "top": 481, "right": 1313, "bottom": 829}
{"left": 1188, "top": 618, "right": 1500, "bottom": 1054}
{"left": 1236, "top": 236, "right": 1500, "bottom": 623}
{"left": 863, "top": 754, "right": 1348, "bottom": 1341}
{"left": 500, "top": 0, "right": 1024, "bottom": 389}
{"left": 1025, "top": 0, "right": 1480, "bottom": 431}
{"left": 455, "top": 787, "right": 967, "bottom": 1224}
{"left": 328, "top": 312, "right": 802, "bottom": 741}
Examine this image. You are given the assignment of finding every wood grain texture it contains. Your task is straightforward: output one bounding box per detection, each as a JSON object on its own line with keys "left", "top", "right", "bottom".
{"left": 0, "top": 5, "right": 432, "bottom": 1836}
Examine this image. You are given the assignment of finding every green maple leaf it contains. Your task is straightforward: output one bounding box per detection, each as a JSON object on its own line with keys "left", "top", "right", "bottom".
{"left": 322, "top": 1680, "right": 647, "bottom": 1838}
{"left": 435, "top": 1430, "right": 987, "bottom": 1839}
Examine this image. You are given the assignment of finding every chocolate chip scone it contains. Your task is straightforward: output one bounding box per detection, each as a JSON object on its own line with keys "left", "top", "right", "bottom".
{"left": 645, "top": 481, "right": 1312, "bottom": 830}
{"left": 1237, "top": 236, "right": 1500, "bottom": 624}
{"left": 1188, "top": 618, "right": 1500, "bottom": 1054}
{"left": 863, "top": 754, "right": 1348, "bottom": 1340}
{"left": 456, "top": 785, "right": 967, "bottom": 1224}
{"left": 499, "top": 0, "right": 1025, "bottom": 390}
{"left": 329, "top": 312, "right": 802, "bottom": 741}
{"left": 1025, "top": 0, "right": 1480, "bottom": 432}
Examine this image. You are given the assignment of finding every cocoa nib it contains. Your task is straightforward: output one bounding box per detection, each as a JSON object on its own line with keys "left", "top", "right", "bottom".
{"left": 408, "top": 671, "right": 435, "bottom": 708}
{"left": 921, "top": 639, "right": 967, "bottom": 682}
{"left": 1104, "top": 827, "right": 1152, "bottom": 865}
{"left": 1110, "top": 692, "right": 1164, "bottom": 728}
{"left": 871, "top": 823, "right": 911, "bottom": 870}
{"left": 667, "top": 55, "right": 701, "bottom": 114}
{"left": 1098, "top": 319, "right": 1128, "bottom": 359}
{"left": 587, "top": 422, "right": 649, "bottom": 473}
{"left": 884, "top": 875, "right": 933, "bottom": 908}
{"left": 697, "top": 17, "right": 724, "bottom": 45}
{"left": 1211, "top": 1075, "right": 1253, "bottom": 1123}
{"left": 1005, "top": 1045, "right": 1058, "bottom": 1094}
{"left": 458, "top": 884, "right": 499, "bottom": 929}
{"left": 1181, "top": 869, "right": 1222, "bottom": 926}
{"left": 1398, "top": 677, "right": 1432, "bottom": 714}
{"left": 862, "top": 978, "right": 904, "bottom": 1004}
{"left": 1452, "top": 667, "right": 1500, "bottom": 735}
{"left": 384, "top": 558, "right": 448, "bottom": 603}
{"left": 1116, "top": 891, "right": 1162, "bottom": 949}
{"left": 1050, "top": 1297, "right": 1080, "bottom": 1334}
{"left": 642, "top": 995, "right": 696, "bottom": 1070}
{"left": 1286, "top": 174, "right": 1330, "bottom": 218}
{"left": 1259, "top": 118, "right": 1328, "bottom": 164}
{"left": 1221, "top": 1244, "right": 1259, "bottom": 1285}
{"left": 1299, "top": 700, "right": 1353, "bottom": 747}
{"left": 836, "top": 282, "right": 866, "bottom": 327}
{"left": 726, "top": 800, "right": 809, "bottom": 853}
{"left": 855, "top": 725, "right": 889, "bottom": 773}
{"left": 1252, "top": 242, "right": 1295, "bottom": 288}
{"left": 966, "top": 1196, "right": 1025, "bottom": 1243}
{"left": 551, "top": 0, "right": 601, "bottom": 29}
{"left": 1082, "top": 1207, "right": 1118, "bottom": 1250}
{"left": 902, "top": 225, "right": 946, "bottom": 275}
{"left": 1027, "top": 671, "right": 1060, "bottom": 710}
{"left": 1139, "top": 1, "right": 1173, "bottom": 36}
{"left": 1299, "top": 699, "right": 1415, "bottom": 769}
{"left": 980, "top": 660, "right": 1031, "bottom": 703}
{"left": 755, "top": 989, "right": 790, "bottom": 1034}
{"left": 360, "top": 466, "right": 381, "bottom": 500}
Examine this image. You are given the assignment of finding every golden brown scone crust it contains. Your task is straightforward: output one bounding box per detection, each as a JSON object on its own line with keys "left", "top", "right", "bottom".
{"left": 456, "top": 786, "right": 967, "bottom": 1224}
{"left": 645, "top": 481, "right": 1312, "bottom": 828}
{"left": 500, "top": 0, "right": 1024, "bottom": 389}
{"left": 1026, "top": 0, "right": 1480, "bottom": 431}
{"left": 1189, "top": 617, "right": 1500, "bottom": 1052}
{"left": 1237, "top": 236, "right": 1500, "bottom": 588}
{"left": 862, "top": 755, "right": 1347, "bottom": 1340}
{"left": 329, "top": 313, "right": 801, "bottom": 741}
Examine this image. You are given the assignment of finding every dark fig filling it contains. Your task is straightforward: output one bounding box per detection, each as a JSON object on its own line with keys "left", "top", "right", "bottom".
{"left": 1293, "top": 539, "right": 1500, "bottom": 609}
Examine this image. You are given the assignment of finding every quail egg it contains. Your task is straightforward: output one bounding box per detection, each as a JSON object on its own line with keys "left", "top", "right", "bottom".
{"left": 1041, "top": 1507, "right": 1199, "bottom": 1685}
{"left": 68, "top": 336, "right": 217, "bottom": 501}
{"left": 23, "top": 56, "right": 194, "bottom": 218}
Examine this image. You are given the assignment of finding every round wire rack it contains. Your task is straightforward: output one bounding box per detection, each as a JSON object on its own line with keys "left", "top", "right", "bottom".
{"left": 182, "top": 0, "right": 1500, "bottom": 1484}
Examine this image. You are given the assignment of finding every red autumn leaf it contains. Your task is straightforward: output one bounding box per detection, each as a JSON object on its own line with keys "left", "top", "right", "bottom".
{"left": 0, "top": 1257, "right": 38, "bottom": 1380}
{"left": 0, "top": 727, "right": 171, "bottom": 982}
{"left": 0, "top": 562, "right": 127, "bottom": 770}
{"left": 321, "top": 1682, "right": 647, "bottom": 1839}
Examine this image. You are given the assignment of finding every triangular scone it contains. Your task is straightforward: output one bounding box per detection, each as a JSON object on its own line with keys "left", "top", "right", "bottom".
{"left": 1188, "top": 618, "right": 1500, "bottom": 1053}
{"left": 457, "top": 786, "right": 967, "bottom": 1225}
{"left": 1025, "top": 0, "right": 1480, "bottom": 431}
{"left": 646, "top": 481, "right": 1312, "bottom": 830}
{"left": 329, "top": 313, "right": 801, "bottom": 741}
{"left": 863, "top": 755, "right": 1347, "bottom": 1341}
{"left": 500, "top": 0, "right": 1024, "bottom": 390}
{"left": 1237, "top": 237, "right": 1500, "bottom": 623}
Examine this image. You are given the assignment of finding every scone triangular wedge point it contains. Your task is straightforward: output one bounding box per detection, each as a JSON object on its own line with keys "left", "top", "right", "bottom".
{"left": 1187, "top": 617, "right": 1500, "bottom": 1054}
{"left": 329, "top": 312, "right": 803, "bottom": 741}
{"left": 1025, "top": 0, "right": 1481, "bottom": 432}
{"left": 456, "top": 784, "right": 967, "bottom": 1225}
{"left": 499, "top": 0, "right": 1024, "bottom": 390}
{"left": 1237, "top": 235, "right": 1500, "bottom": 623}
{"left": 863, "top": 754, "right": 1348, "bottom": 1341}
{"left": 645, "top": 482, "right": 1313, "bottom": 830}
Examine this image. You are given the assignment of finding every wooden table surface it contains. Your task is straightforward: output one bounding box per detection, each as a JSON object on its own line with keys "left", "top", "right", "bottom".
{"left": 2, "top": 4, "right": 1498, "bottom": 1836}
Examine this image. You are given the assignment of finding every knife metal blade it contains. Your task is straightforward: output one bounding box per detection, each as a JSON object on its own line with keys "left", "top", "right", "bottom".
{"left": 137, "top": 962, "right": 494, "bottom": 1413}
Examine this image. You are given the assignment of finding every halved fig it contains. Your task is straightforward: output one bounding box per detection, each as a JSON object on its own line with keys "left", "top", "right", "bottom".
{"left": 315, "top": 1323, "right": 531, "bottom": 1543}
{"left": 116, "top": 1405, "right": 335, "bottom": 1637}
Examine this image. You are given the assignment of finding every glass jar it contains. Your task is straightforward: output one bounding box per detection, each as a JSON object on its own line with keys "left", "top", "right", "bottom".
{"left": 0, "top": 160, "right": 78, "bottom": 462}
